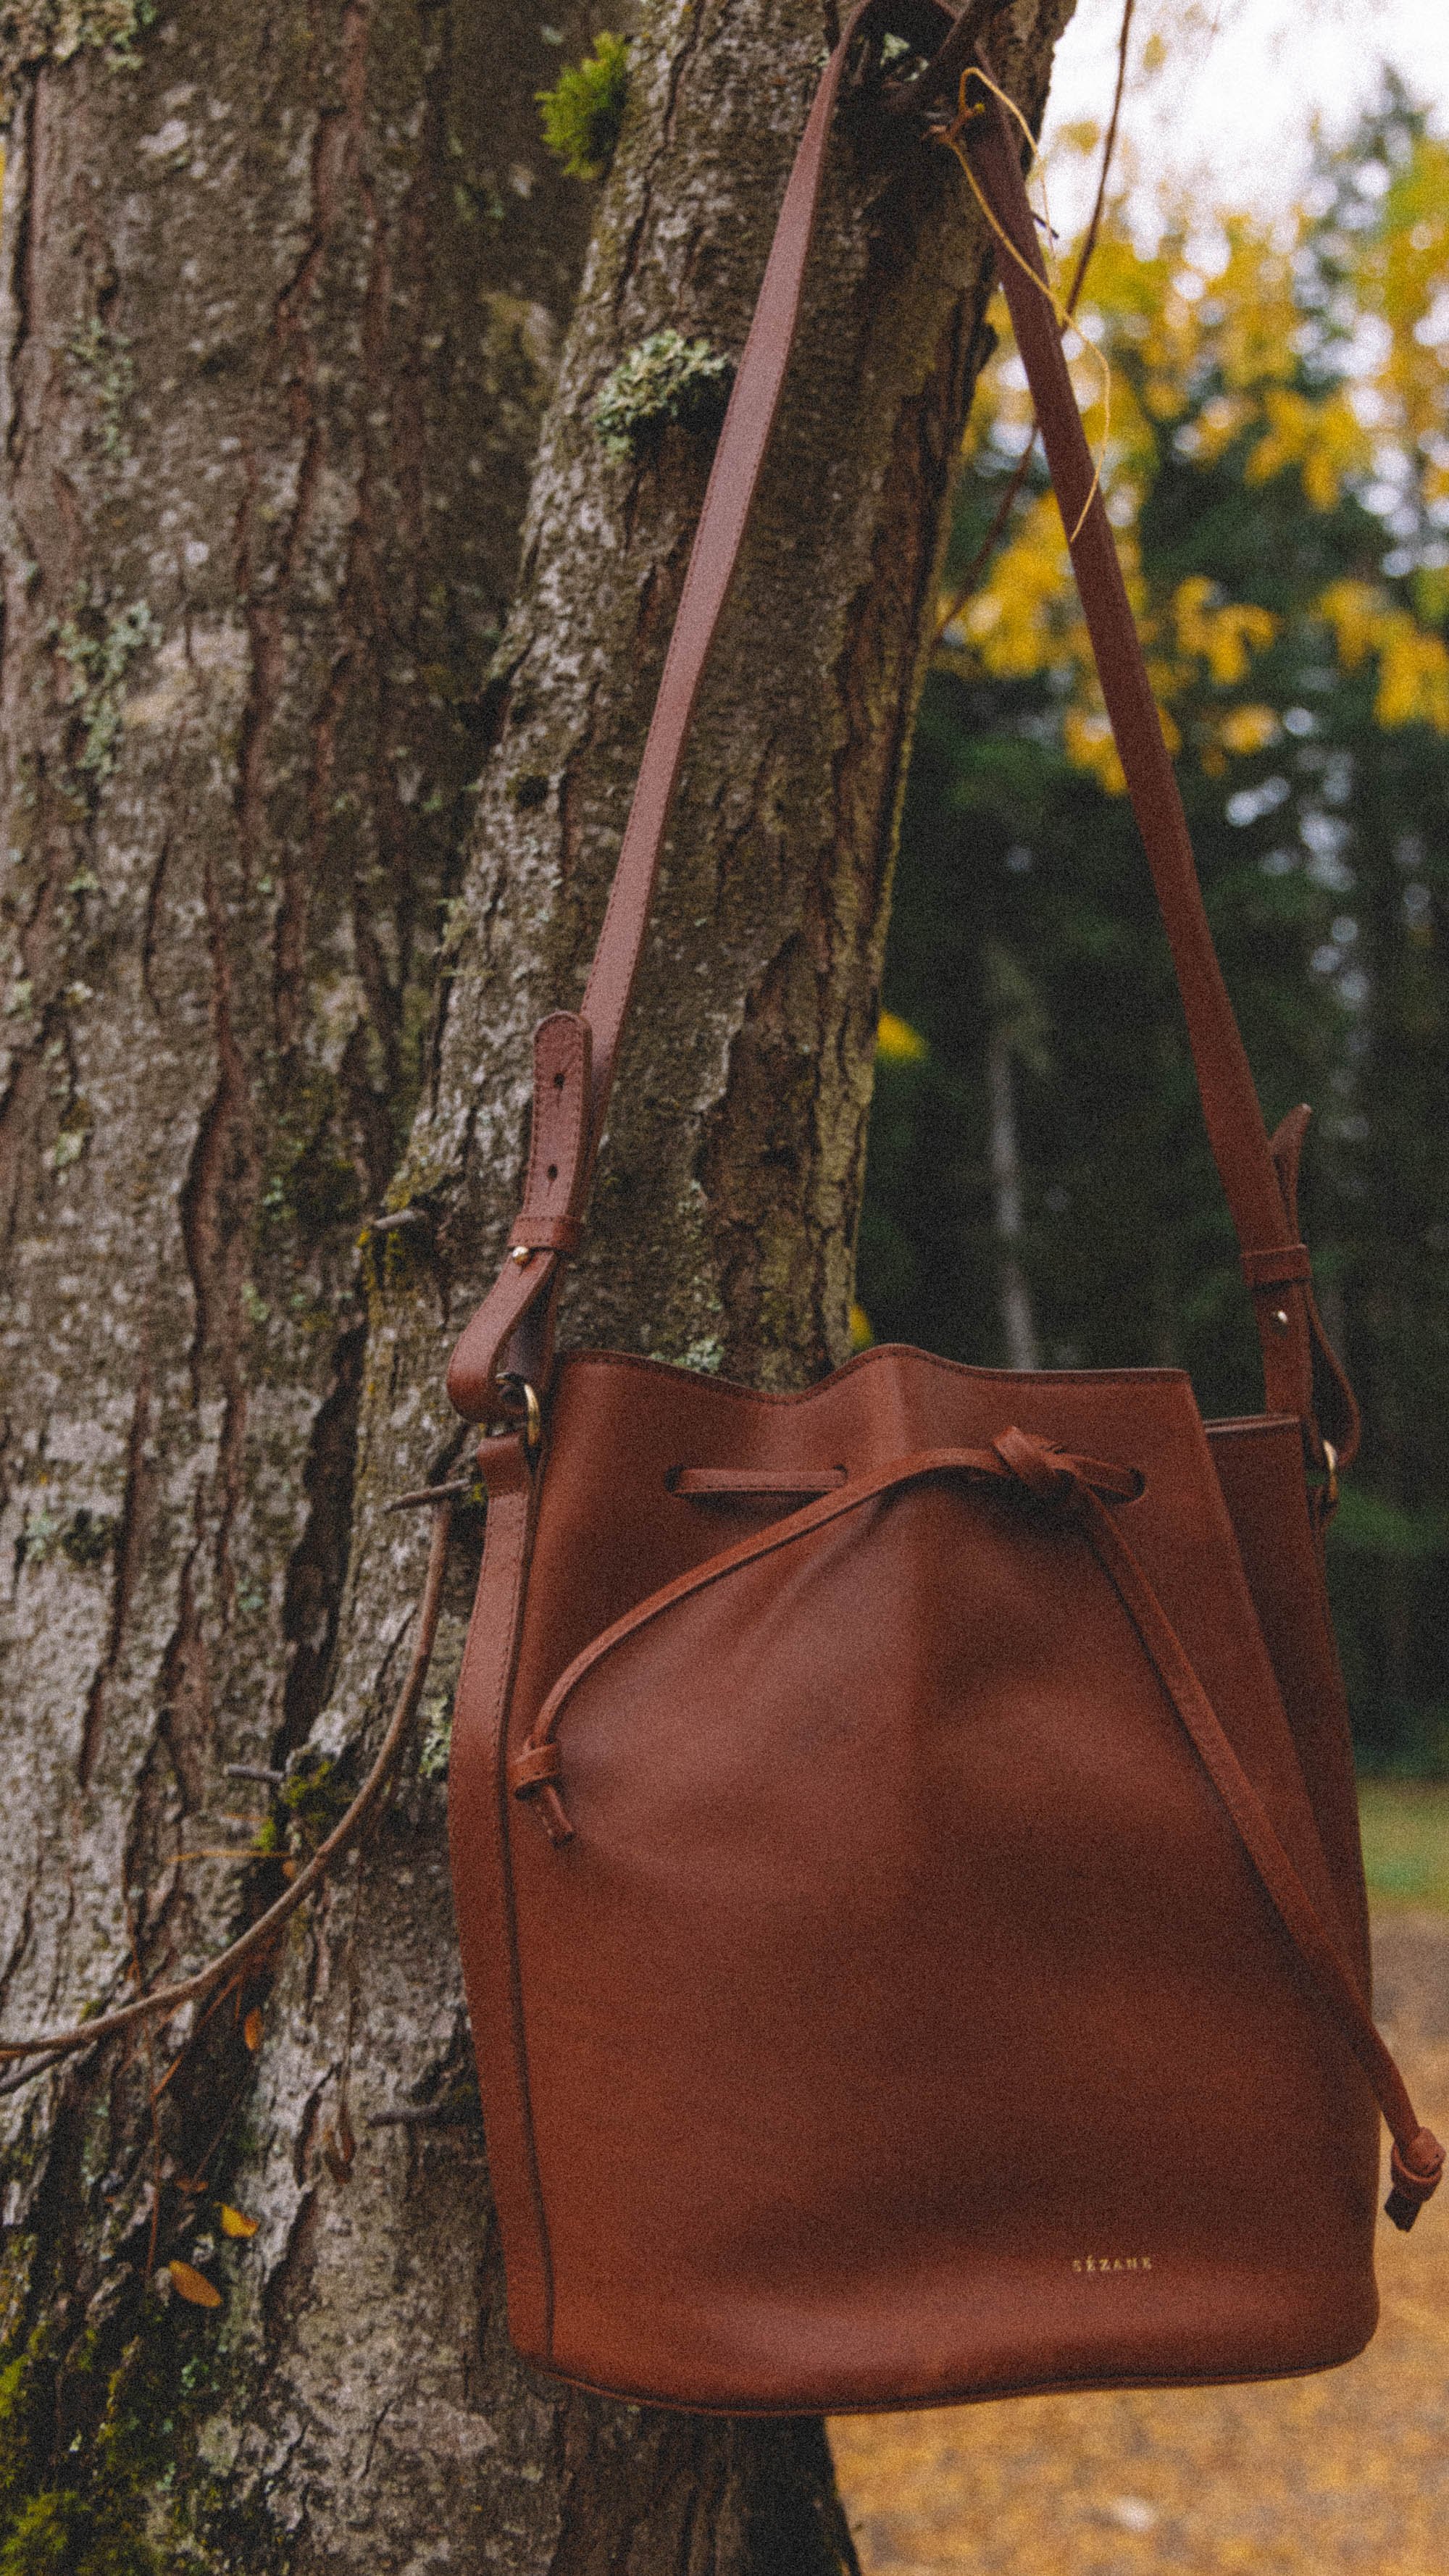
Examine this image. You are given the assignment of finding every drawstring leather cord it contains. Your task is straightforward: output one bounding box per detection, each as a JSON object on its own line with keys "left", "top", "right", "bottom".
{"left": 508, "top": 1426, "right": 1443, "bottom": 2232}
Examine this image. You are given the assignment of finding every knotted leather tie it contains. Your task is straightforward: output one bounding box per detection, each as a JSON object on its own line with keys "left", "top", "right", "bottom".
{"left": 508, "top": 1426, "right": 1443, "bottom": 2230}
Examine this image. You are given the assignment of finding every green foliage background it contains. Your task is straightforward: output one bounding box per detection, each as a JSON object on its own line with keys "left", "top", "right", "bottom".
{"left": 858, "top": 80, "right": 1449, "bottom": 1773}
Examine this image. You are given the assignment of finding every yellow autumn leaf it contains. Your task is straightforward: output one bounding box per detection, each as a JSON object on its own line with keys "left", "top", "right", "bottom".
{"left": 168, "top": 2260, "right": 222, "bottom": 2309}
{"left": 1374, "top": 617, "right": 1449, "bottom": 731}
{"left": 1218, "top": 703, "right": 1281, "bottom": 757}
{"left": 1172, "top": 577, "right": 1277, "bottom": 688}
{"left": 1318, "top": 577, "right": 1382, "bottom": 670}
{"left": 1245, "top": 385, "right": 1369, "bottom": 510}
{"left": 243, "top": 2007, "right": 264, "bottom": 2051}
{"left": 875, "top": 1011, "right": 927, "bottom": 1063}
{"left": 1063, "top": 707, "right": 1127, "bottom": 797}
{"left": 219, "top": 2204, "right": 259, "bottom": 2239}
{"left": 1317, "top": 582, "right": 1449, "bottom": 733}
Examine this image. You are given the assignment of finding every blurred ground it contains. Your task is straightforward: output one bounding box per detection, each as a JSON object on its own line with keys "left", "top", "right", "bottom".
{"left": 831, "top": 1833, "right": 1449, "bottom": 2575}
{"left": 1358, "top": 1787, "right": 1449, "bottom": 1912}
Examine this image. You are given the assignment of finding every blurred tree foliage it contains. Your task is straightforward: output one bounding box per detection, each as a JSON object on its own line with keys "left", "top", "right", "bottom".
{"left": 859, "top": 76, "right": 1449, "bottom": 1772}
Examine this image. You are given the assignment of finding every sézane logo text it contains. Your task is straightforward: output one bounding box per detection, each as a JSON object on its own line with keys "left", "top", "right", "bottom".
{"left": 1072, "top": 2255, "right": 1152, "bottom": 2274}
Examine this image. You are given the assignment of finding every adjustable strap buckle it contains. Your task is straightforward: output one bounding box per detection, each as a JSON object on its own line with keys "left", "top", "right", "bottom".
{"left": 444, "top": 1013, "right": 592, "bottom": 1423}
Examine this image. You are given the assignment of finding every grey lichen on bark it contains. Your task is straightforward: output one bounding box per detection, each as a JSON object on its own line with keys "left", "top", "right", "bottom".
{"left": 1, "top": 0, "right": 1076, "bottom": 2568}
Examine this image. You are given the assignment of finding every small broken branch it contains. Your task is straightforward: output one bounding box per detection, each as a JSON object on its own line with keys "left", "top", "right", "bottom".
{"left": 0, "top": 1500, "right": 456, "bottom": 2082}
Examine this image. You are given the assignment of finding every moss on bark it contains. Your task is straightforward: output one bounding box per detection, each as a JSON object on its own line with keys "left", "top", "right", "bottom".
{"left": 0, "top": 0, "right": 156, "bottom": 128}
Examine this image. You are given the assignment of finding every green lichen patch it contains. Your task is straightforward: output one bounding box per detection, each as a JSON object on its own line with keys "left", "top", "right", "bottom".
{"left": 258, "top": 1076, "right": 362, "bottom": 1247}
{"left": 416, "top": 1690, "right": 453, "bottom": 1782}
{"left": 675, "top": 1335, "right": 724, "bottom": 1375}
{"left": 43, "top": 1095, "right": 91, "bottom": 1176}
{"left": 21, "top": 1503, "right": 117, "bottom": 1566}
{"left": 594, "top": 330, "right": 733, "bottom": 464}
{"left": 49, "top": 595, "right": 161, "bottom": 783}
{"left": 65, "top": 321, "right": 134, "bottom": 464}
{"left": 0, "top": 2322, "right": 49, "bottom": 2499}
{"left": 356, "top": 1209, "right": 433, "bottom": 1303}
{"left": 535, "top": 30, "right": 629, "bottom": 183}
{"left": 0, "top": 2314, "right": 195, "bottom": 2576}
{"left": 18, "top": 1506, "right": 59, "bottom": 1562}
{"left": 0, "top": 1, "right": 158, "bottom": 129}
{"left": 62, "top": 1510, "right": 119, "bottom": 1568}
{"left": 274, "top": 1751, "right": 353, "bottom": 1859}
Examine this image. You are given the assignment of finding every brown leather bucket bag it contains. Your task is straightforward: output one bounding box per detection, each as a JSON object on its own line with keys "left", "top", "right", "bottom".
{"left": 442, "top": 2, "right": 1444, "bottom": 2413}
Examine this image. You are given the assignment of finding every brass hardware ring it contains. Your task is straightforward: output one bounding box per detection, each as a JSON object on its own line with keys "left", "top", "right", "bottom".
{"left": 498, "top": 1374, "right": 543, "bottom": 1461}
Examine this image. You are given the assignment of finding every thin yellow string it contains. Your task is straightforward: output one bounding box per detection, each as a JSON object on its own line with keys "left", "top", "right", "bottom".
{"left": 935, "top": 67, "right": 1112, "bottom": 545}
{"left": 932, "top": 0, "right": 1135, "bottom": 645}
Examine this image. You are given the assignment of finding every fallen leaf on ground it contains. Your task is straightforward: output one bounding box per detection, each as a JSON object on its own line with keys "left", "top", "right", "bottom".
{"left": 167, "top": 2260, "right": 222, "bottom": 2309}
{"left": 220, "top": 2204, "right": 259, "bottom": 2238}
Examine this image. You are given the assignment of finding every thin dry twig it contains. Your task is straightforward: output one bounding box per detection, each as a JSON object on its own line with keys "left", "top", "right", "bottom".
{"left": 368, "top": 2104, "right": 472, "bottom": 2129}
{"left": 0, "top": 1500, "right": 456, "bottom": 2086}
{"left": 933, "top": 0, "right": 1136, "bottom": 644}
{"left": 1064, "top": 0, "right": 1136, "bottom": 322}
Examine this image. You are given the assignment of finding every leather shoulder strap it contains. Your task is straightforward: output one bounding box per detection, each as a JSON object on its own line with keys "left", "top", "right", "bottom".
{"left": 956, "top": 77, "right": 1340, "bottom": 1453}
{"left": 447, "top": 1, "right": 1345, "bottom": 1463}
{"left": 447, "top": 0, "right": 883, "bottom": 1421}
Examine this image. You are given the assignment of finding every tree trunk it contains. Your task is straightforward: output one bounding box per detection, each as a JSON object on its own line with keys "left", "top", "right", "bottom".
{"left": 985, "top": 1025, "right": 1040, "bottom": 1371}
{"left": 0, "top": 3, "right": 1073, "bottom": 2569}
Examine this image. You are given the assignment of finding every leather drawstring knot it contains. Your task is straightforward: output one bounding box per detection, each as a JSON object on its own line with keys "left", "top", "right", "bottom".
{"left": 1386, "top": 2125, "right": 1445, "bottom": 2231}
{"left": 991, "top": 1426, "right": 1083, "bottom": 1506}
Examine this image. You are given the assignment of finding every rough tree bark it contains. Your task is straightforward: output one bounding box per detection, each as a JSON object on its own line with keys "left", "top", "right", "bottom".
{"left": 0, "top": 2, "right": 1073, "bottom": 2569}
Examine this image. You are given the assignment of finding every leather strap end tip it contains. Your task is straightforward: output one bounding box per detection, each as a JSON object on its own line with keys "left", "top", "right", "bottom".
{"left": 538, "top": 1787, "right": 575, "bottom": 1845}
{"left": 509, "top": 1745, "right": 574, "bottom": 1844}
{"left": 1385, "top": 2128, "right": 1445, "bottom": 2230}
{"left": 522, "top": 1782, "right": 574, "bottom": 1845}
